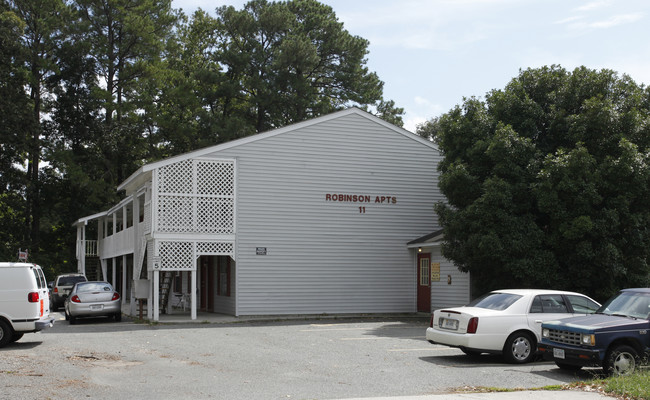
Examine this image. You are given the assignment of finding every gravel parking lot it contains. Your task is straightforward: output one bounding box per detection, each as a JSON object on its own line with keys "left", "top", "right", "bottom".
{"left": 0, "top": 312, "right": 600, "bottom": 399}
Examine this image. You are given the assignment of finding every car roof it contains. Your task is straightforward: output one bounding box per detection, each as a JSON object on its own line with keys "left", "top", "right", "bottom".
{"left": 56, "top": 273, "right": 85, "bottom": 277}
{"left": 490, "top": 289, "right": 587, "bottom": 296}
{"left": 0, "top": 262, "right": 40, "bottom": 268}
{"left": 621, "top": 288, "right": 650, "bottom": 293}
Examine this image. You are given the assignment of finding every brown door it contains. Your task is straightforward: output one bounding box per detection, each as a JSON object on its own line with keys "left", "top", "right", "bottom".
{"left": 417, "top": 253, "right": 431, "bottom": 312}
{"left": 199, "top": 257, "right": 214, "bottom": 312}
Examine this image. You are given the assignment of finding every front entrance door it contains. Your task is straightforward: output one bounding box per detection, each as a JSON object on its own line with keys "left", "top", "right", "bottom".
{"left": 199, "top": 257, "right": 214, "bottom": 312}
{"left": 417, "top": 253, "right": 431, "bottom": 312}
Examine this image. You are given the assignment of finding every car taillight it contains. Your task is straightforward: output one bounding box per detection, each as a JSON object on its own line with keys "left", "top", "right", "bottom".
{"left": 71, "top": 295, "right": 81, "bottom": 303}
{"left": 28, "top": 292, "right": 40, "bottom": 302}
{"left": 53, "top": 287, "right": 58, "bottom": 293}
{"left": 112, "top": 292, "right": 120, "bottom": 301}
{"left": 467, "top": 317, "right": 479, "bottom": 334}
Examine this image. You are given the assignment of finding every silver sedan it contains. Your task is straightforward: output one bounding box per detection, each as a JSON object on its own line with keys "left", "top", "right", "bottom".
{"left": 64, "top": 281, "right": 121, "bottom": 324}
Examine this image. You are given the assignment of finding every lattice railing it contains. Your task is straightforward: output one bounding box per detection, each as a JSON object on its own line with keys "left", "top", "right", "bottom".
{"left": 159, "top": 241, "right": 194, "bottom": 270}
{"left": 152, "top": 240, "right": 234, "bottom": 270}
{"left": 156, "top": 159, "right": 235, "bottom": 234}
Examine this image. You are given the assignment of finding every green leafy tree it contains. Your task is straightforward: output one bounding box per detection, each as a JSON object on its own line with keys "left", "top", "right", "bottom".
{"left": 74, "top": 0, "right": 177, "bottom": 184}
{"left": 2, "top": 0, "right": 69, "bottom": 261}
{"left": 213, "top": 0, "right": 386, "bottom": 132}
{"left": 430, "top": 66, "right": 650, "bottom": 301}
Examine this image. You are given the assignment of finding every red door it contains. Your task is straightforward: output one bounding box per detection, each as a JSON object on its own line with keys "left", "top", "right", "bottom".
{"left": 417, "top": 253, "right": 431, "bottom": 312}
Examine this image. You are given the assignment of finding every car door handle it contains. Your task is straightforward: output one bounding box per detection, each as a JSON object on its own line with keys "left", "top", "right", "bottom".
{"left": 535, "top": 320, "right": 543, "bottom": 324}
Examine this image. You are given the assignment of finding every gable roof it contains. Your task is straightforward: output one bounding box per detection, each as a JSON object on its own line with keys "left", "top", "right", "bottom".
{"left": 118, "top": 107, "right": 437, "bottom": 194}
{"left": 407, "top": 229, "right": 444, "bottom": 248}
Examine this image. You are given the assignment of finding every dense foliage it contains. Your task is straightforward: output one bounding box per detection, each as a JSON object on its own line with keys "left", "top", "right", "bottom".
{"left": 420, "top": 66, "right": 650, "bottom": 301}
{"left": 0, "top": 0, "right": 402, "bottom": 279}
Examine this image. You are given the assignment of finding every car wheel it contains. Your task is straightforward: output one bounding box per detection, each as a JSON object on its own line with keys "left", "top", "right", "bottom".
{"left": 0, "top": 320, "right": 13, "bottom": 347}
{"left": 114, "top": 313, "right": 122, "bottom": 322}
{"left": 69, "top": 315, "right": 76, "bottom": 325}
{"left": 604, "top": 345, "right": 639, "bottom": 376}
{"left": 555, "top": 362, "right": 582, "bottom": 371}
{"left": 503, "top": 331, "right": 535, "bottom": 364}
{"left": 461, "top": 348, "right": 482, "bottom": 356}
{"left": 9, "top": 332, "right": 24, "bottom": 343}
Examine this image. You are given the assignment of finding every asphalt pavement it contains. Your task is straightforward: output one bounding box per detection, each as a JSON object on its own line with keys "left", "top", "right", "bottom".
{"left": 137, "top": 308, "right": 616, "bottom": 400}
{"left": 340, "top": 390, "right": 613, "bottom": 400}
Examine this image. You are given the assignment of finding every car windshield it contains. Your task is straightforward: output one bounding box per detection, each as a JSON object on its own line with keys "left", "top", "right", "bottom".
{"left": 59, "top": 276, "right": 87, "bottom": 286}
{"left": 597, "top": 291, "right": 650, "bottom": 319}
{"left": 466, "top": 293, "right": 522, "bottom": 311}
{"left": 76, "top": 282, "right": 113, "bottom": 293}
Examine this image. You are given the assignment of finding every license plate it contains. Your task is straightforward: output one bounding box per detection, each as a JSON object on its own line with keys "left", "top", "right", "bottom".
{"left": 90, "top": 304, "right": 103, "bottom": 311}
{"left": 553, "top": 348, "right": 565, "bottom": 359}
{"left": 440, "top": 318, "right": 459, "bottom": 331}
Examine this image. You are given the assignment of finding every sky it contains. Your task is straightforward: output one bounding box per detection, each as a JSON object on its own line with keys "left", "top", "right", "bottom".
{"left": 170, "top": 0, "right": 650, "bottom": 132}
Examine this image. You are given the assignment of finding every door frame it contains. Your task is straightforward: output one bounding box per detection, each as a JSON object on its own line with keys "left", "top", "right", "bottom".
{"left": 417, "top": 252, "right": 431, "bottom": 313}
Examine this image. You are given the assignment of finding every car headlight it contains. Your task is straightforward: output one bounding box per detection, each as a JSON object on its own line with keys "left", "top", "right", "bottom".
{"left": 581, "top": 333, "right": 595, "bottom": 346}
{"left": 542, "top": 328, "right": 550, "bottom": 338}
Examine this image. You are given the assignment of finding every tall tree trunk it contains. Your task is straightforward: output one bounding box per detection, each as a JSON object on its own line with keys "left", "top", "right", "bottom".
{"left": 27, "top": 65, "right": 41, "bottom": 253}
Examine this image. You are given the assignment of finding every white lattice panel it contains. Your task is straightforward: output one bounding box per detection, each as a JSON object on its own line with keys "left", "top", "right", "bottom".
{"left": 143, "top": 202, "right": 151, "bottom": 233}
{"left": 196, "top": 241, "right": 234, "bottom": 256}
{"left": 146, "top": 240, "right": 154, "bottom": 271}
{"left": 157, "top": 196, "right": 193, "bottom": 232}
{"left": 196, "top": 198, "right": 234, "bottom": 233}
{"left": 155, "top": 158, "right": 235, "bottom": 234}
{"left": 159, "top": 241, "right": 194, "bottom": 270}
{"left": 159, "top": 160, "right": 192, "bottom": 194}
{"left": 196, "top": 160, "right": 234, "bottom": 196}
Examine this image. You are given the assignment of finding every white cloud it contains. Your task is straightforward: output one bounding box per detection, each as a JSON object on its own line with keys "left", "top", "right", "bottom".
{"left": 589, "top": 13, "right": 644, "bottom": 28}
{"left": 573, "top": 0, "right": 610, "bottom": 12}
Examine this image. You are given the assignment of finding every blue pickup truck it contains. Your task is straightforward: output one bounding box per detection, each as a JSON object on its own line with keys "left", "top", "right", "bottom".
{"left": 538, "top": 288, "right": 650, "bottom": 376}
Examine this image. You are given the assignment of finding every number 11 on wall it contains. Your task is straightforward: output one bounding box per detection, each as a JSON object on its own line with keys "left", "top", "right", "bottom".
{"left": 359, "top": 206, "right": 366, "bottom": 214}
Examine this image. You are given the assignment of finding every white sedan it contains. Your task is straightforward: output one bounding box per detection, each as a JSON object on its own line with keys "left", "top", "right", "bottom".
{"left": 425, "top": 289, "right": 600, "bottom": 363}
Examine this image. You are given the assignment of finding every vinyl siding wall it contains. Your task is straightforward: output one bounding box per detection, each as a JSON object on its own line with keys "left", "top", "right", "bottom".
{"left": 430, "top": 246, "right": 470, "bottom": 310}
{"left": 206, "top": 113, "right": 444, "bottom": 315}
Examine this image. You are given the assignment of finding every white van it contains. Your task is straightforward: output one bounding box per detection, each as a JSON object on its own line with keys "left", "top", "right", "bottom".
{"left": 0, "top": 262, "right": 55, "bottom": 347}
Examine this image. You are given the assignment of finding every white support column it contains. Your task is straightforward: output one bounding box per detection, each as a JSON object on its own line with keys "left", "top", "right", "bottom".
{"left": 191, "top": 269, "right": 197, "bottom": 320}
{"left": 122, "top": 255, "right": 127, "bottom": 306}
{"left": 100, "top": 259, "right": 107, "bottom": 281}
{"left": 112, "top": 258, "right": 116, "bottom": 287}
{"left": 77, "top": 225, "right": 86, "bottom": 273}
{"left": 147, "top": 271, "right": 153, "bottom": 320}
{"left": 153, "top": 270, "right": 160, "bottom": 321}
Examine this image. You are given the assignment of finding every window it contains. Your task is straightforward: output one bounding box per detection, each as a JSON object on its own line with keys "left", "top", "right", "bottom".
{"left": 566, "top": 295, "right": 599, "bottom": 314}
{"left": 530, "top": 295, "right": 569, "bottom": 313}
{"left": 419, "top": 258, "right": 430, "bottom": 286}
{"left": 217, "top": 258, "right": 230, "bottom": 296}
{"left": 173, "top": 272, "right": 181, "bottom": 293}
{"left": 467, "top": 293, "right": 522, "bottom": 311}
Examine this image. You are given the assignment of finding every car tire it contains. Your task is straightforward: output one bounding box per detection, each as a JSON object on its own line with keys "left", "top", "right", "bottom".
{"left": 0, "top": 320, "right": 13, "bottom": 347}
{"left": 9, "top": 332, "right": 24, "bottom": 343}
{"left": 503, "top": 331, "right": 535, "bottom": 364}
{"left": 556, "top": 362, "right": 582, "bottom": 371}
{"left": 461, "top": 348, "right": 482, "bottom": 356}
{"left": 69, "top": 315, "right": 76, "bottom": 325}
{"left": 604, "top": 345, "right": 639, "bottom": 376}
{"left": 114, "top": 313, "right": 122, "bottom": 322}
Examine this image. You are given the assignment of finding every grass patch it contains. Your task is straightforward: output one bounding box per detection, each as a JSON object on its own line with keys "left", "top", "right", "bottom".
{"left": 458, "top": 370, "right": 650, "bottom": 399}
{"left": 601, "top": 370, "right": 650, "bottom": 400}
{"left": 568, "top": 370, "right": 650, "bottom": 400}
